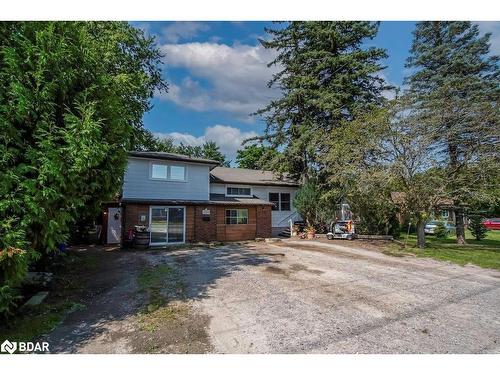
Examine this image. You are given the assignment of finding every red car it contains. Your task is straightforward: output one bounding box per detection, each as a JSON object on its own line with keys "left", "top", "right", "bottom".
{"left": 483, "top": 218, "right": 500, "bottom": 230}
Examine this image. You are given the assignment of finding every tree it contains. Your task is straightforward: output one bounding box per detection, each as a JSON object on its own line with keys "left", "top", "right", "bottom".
{"left": 176, "top": 141, "right": 230, "bottom": 166}
{"left": 0, "top": 22, "right": 166, "bottom": 314}
{"left": 468, "top": 215, "right": 488, "bottom": 241}
{"left": 201, "top": 141, "right": 230, "bottom": 167}
{"left": 236, "top": 144, "right": 278, "bottom": 170}
{"left": 405, "top": 22, "right": 500, "bottom": 245}
{"left": 293, "top": 180, "right": 323, "bottom": 226}
{"left": 255, "top": 21, "right": 389, "bottom": 180}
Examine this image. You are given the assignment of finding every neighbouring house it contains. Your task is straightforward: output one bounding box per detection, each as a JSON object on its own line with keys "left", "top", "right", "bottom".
{"left": 390, "top": 192, "right": 466, "bottom": 226}
{"left": 103, "top": 151, "right": 301, "bottom": 245}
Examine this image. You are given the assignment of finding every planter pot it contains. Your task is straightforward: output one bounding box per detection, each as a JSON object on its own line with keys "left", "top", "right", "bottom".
{"left": 135, "top": 231, "right": 150, "bottom": 249}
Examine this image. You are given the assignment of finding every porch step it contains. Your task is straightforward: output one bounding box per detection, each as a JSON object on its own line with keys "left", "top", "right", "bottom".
{"left": 278, "top": 228, "right": 291, "bottom": 238}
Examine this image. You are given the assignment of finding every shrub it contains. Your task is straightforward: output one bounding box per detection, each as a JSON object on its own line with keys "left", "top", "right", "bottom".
{"left": 434, "top": 221, "right": 448, "bottom": 238}
{"left": 0, "top": 247, "right": 29, "bottom": 319}
{"left": 468, "top": 215, "right": 488, "bottom": 241}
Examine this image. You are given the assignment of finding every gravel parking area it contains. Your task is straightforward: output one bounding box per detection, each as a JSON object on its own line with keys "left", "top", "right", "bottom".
{"left": 183, "top": 240, "right": 500, "bottom": 353}
{"left": 45, "top": 240, "right": 500, "bottom": 353}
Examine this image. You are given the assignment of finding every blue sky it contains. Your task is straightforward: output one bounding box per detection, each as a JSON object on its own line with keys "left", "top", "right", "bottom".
{"left": 133, "top": 21, "right": 499, "bottom": 162}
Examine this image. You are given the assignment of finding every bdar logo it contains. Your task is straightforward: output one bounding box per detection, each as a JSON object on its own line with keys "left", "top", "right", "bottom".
{"left": 1, "top": 339, "right": 17, "bottom": 354}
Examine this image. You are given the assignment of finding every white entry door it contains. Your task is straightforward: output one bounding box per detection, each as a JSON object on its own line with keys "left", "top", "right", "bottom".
{"left": 107, "top": 207, "right": 122, "bottom": 244}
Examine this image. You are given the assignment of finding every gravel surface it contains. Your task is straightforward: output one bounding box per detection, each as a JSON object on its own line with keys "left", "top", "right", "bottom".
{"left": 178, "top": 240, "right": 500, "bottom": 353}
{"left": 45, "top": 240, "right": 500, "bottom": 353}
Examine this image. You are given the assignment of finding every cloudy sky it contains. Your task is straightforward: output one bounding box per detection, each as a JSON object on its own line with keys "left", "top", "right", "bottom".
{"left": 133, "top": 21, "right": 500, "bottom": 162}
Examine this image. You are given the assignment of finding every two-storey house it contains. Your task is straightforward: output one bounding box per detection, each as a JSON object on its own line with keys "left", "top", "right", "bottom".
{"left": 104, "top": 151, "right": 300, "bottom": 245}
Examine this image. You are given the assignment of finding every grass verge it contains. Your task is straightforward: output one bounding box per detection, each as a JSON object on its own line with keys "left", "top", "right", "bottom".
{"left": 0, "top": 301, "right": 85, "bottom": 343}
{"left": 384, "top": 230, "right": 500, "bottom": 270}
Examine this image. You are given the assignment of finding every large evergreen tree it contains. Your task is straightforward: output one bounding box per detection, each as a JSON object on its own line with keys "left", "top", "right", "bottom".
{"left": 0, "top": 22, "right": 166, "bottom": 312}
{"left": 405, "top": 22, "right": 500, "bottom": 244}
{"left": 236, "top": 144, "right": 278, "bottom": 170}
{"left": 255, "top": 21, "right": 389, "bottom": 180}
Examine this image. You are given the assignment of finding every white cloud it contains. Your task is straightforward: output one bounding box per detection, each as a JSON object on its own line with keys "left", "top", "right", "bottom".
{"left": 155, "top": 124, "right": 259, "bottom": 162}
{"left": 161, "top": 22, "right": 210, "bottom": 43}
{"left": 477, "top": 21, "right": 500, "bottom": 55}
{"left": 158, "top": 42, "right": 280, "bottom": 120}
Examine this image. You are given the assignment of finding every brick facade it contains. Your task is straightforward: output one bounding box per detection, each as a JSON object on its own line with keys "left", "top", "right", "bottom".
{"left": 120, "top": 203, "right": 271, "bottom": 244}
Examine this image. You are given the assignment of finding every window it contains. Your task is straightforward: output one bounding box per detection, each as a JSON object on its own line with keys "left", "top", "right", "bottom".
{"left": 151, "top": 163, "right": 186, "bottom": 181}
{"left": 151, "top": 164, "right": 168, "bottom": 179}
{"left": 225, "top": 209, "right": 248, "bottom": 225}
{"left": 269, "top": 193, "right": 280, "bottom": 211}
{"left": 269, "top": 192, "right": 291, "bottom": 211}
{"left": 440, "top": 210, "right": 449, "bottom": 219}
{"left": 280, "top": 193, "right": 291, "bottom": 211}
{"left": 170, "top": 165, "right": 185, "bottom": 181}
{"left": 227, "top": 187, "right": 251, "bottom": 196}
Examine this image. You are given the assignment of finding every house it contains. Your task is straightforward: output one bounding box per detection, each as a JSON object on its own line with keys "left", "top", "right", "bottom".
{"left": 104, "top": 151, "right": 300, "bottom": 245}
{"left": 390, "top": 192, "right": 465, "bottom": 225}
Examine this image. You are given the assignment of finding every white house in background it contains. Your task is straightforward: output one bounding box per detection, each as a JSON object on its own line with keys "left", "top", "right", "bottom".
{"left": 209, "top": 166, "right": 302, "bottom": 236}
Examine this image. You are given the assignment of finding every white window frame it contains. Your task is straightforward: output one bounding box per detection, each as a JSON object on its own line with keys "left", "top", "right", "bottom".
{"left": 225, "top": 185, "right": 253, "bottom": 197}
{"left": 149, "top": 206, "right": 186, "bottom": 245}
{"left": 440, "top": 210, "right": 450, "bottom": 219}
{"left": 149, "top": 161, "right": 187, "bottom": 182}
{"left": 225, "top": 208, "right": 249, "bottom": 225}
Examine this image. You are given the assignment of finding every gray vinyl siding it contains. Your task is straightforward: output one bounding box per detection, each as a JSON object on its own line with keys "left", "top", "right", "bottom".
{"left": 123, "top": 157, "right": 210, "bottom": 201}
{"left": 210, "top": 183, "right": 300, "bottom": 227}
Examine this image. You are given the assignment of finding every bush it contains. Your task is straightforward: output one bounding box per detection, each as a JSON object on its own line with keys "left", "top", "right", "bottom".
{"left": 0, "top": 247, "right": 29, "bottom": 319}
{"left": 434, "top": 221, "right": 448, "bottom": 238}
{"left": 468, "top": 215, "right": 488, "bottom": 241}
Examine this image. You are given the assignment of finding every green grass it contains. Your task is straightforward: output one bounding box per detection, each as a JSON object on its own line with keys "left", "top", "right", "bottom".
{"left": 137, "top": 264, "right": 185, "bottom": 312}
{"left": 0, "top": 301, "right": 85, "bottom": 343}
{"left": 136, "top": 263, "right": 188, "bottom": 333}
{"left": 385, "top": 230, "right": 500, "bottom": 270}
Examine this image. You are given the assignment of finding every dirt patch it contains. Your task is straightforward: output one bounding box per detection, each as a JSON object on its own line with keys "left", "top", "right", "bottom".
{"left": 132, "top": 302, "right": 212, "bottom": 354}
{"left": 289, "top": 263, "right": 324, "bottom": 275}
{"left": 42, "top": 246, "right": 213, "bottom": 353}
{"left": 264, "top": 266, "right": 291, "bottom": 276}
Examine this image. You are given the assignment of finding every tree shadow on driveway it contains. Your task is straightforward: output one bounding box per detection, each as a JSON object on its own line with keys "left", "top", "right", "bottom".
{"left": 44, "top": 242, "right": 276, "bottom": 353}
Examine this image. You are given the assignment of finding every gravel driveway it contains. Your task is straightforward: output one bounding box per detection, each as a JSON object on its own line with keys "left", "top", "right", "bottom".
{"left": 179, "top": 240, "right": 500, "bottom": 353}
{"left": 46, "top": 240, "right": 500, "bottom": 353}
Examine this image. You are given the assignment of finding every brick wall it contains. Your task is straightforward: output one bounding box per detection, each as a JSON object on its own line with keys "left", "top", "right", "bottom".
{"left": 123, "top": 204, "right": 149, "bottom": 240}
{"left": 121, "top": 203, "right": 272, "bottom": 243}
{"left": 256, "top": 205, "right": 272, "bottom": 238}
{"left": 193, "top": 205, "right": 217, "bottom": 242}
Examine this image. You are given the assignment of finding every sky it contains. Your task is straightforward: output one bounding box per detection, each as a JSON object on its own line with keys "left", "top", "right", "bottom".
{"left": 133, "top": 21, "right": 500, "bottom": 163}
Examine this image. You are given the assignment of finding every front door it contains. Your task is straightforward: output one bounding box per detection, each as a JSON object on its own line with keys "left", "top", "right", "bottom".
{"left": 150, "top": 206, "right": 185, "bottom": 245}
{"left": 107, "top": 207, "right": 121, "bottom": 244}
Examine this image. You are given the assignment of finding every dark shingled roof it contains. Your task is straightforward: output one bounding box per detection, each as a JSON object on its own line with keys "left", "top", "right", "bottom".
{"left": 121, "top": 193, "right": 272, "bottom": 206}
{"left": 128, "top": 151, "right": 220, "bottom": 167}
{"left": 210, "top": 167, "right": 299, "bottom": 187}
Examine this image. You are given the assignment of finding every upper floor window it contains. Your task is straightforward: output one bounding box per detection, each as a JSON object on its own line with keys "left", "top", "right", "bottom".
{"left": 151, "top": 163, "right": 186, "bottom": 181}
{"left": 170, "top": 165, "right": 186, "bottom": 181}
{"left": 227, "top": 186, "right": 251, "bottom": 196}
{"left": 151, "top": 164, "right": 168, "bottom": 179}
{"left": 269, "top": 192, "right": 291, "bottom": 211}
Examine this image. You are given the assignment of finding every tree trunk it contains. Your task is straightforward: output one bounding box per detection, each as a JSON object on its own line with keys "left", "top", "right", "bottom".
{"left": 416, "top": 219, "right": 426, "bottom": 249}
{"left": 455, "top": 208, "right": 466, "bottom": 245}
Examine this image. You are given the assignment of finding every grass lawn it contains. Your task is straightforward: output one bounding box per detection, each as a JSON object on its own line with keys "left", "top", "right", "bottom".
{"left": 383, "top": 230, "right": 500, "bottom": 270}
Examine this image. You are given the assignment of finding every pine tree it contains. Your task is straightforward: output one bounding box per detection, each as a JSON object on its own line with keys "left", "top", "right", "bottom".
{"left": 468, "top": 215, "right": 488, "bottom": 241}
{"left": 255, "top": 22, "right": 389, "bottom": 181}
{"left": 405, "top": 22, "right": 500, "bottom": 245}
{"left": 236, "top": 144, "right": 278, "bottom": 170}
